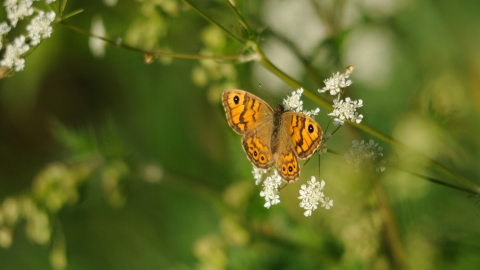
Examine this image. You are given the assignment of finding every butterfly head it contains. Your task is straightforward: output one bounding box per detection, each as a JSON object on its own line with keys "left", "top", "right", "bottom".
{"left": 275, "top": 104, "right": 286, "bottom": 114}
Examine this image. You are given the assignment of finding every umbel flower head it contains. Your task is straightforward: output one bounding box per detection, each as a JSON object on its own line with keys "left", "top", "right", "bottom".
{"left": 252, "top": 167, "right": 267, "bottom": 186}
{"left": 4, "top": 0, "right": 34, "bottom": 27}
{"left": 283, "top": 88, "right": 320, "bottom": 117}
{"left": 319, "top": 66, "right": 353, "bottom": 95}
{"left": 328, "top": 97, "right": 364, "bottom": 126}
{"left": 0, "top": 35, "right": 30, "bottom": 71}
{"left": 27, "top": 10, "right": 56, "bottom": 46}
{"left": 1, "top": 2, "right": 58, "bottom": 73}
{"left": 345, "top": 139, "right": 386, "bottom": 172}
{"left": 259, "top": 170, "right": 282, "bottom": 209}
{"left": 0, "top": 22, "right": 11, "bottom": 50}
{"left": 299, "top": 176, "right": 333, "bottom": 217}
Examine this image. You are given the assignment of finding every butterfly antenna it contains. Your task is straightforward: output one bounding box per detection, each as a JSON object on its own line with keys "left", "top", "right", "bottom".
{"left": 258, "top": 83, "right": 275, "bottom": 104}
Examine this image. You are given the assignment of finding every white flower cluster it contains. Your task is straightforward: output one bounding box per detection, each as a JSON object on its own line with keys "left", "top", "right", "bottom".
{"left": 0, "top": 35, "right": 29, "bottom": 71}
{"left": 319, "top": 66, "right": 354, "bottom": 95}
{"left": 4, "top": 0, "right": 34, "bottom": 27}
{"left": 1, "top": 0, "right": 57, "bottom": 73}
{"left": 283, "top": 88, "right": 320, "bottom": 117}
{"left": 328, "top": 97, "right": 364, "bottom": 126}
{"left": 298, "top": 176, "right": 333, "bottom": 217}
{"left": 252, "top": 167, "right": 267, "bottom": 186}
{"left": 0, "top": 22, "right": 12, "bottom": 50}
{"left": 345, "top": 139, "right": 386, "bottom": 172}
{"left": 259, "top": 170, "right": 282, "bottom": 208}
{"left": 27, "top": 11, "right": 56, "bottom": 45}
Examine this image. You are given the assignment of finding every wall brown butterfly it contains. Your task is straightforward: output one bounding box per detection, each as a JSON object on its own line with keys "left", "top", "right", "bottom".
{"left": 222, "top": 90, "right": 323, "bottom": 182}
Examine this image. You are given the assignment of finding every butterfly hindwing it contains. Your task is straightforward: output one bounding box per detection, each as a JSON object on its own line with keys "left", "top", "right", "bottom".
{"left": 276, "top": 148, "right": 300, "bottom": 182}
{"left": 275, "top": 117, "right": 301, "bottom": 182}
{"left": 242, "top": 123, "right": 275, "bottom": 169}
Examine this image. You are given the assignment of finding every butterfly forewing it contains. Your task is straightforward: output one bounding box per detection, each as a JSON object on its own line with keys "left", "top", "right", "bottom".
{"left": 282, "top": 112, "right": 322, "bottom": 159}
{"left": 222, "top": 90, "right": 274, "bottom": 134}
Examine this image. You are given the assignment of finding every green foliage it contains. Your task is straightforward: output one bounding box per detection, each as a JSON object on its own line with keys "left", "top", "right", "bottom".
{"left": 1, "top": 0, "right": 480, "bottom": 269}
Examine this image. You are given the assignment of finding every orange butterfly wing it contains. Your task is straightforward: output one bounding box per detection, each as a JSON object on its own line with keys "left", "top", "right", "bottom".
{"left": 222, "top": 90, "right": 275, "bottom": 169}
{"left": 282, "top": 112, "right": 323, "bottom": 159}
{"left": 222, "top": 90, "right": 274, "bottom": 134}
{"left": 276, "top": 112, "right": 322, "bottom": 182}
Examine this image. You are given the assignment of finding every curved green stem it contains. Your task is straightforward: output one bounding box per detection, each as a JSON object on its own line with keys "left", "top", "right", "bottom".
{"left": 224, "top": 0, "right": 252, "bottom": 34}
{"left": 60, "top": 22, "right": 241, "bottom": 61}
{"left": 182, "top": 0, "right": 246, "bottom": 47}
{"left": 254, "top": 43, "right": 333, "bottom": 109}
{"left": 327, "top": 148, "right": 477, "bottom": 195}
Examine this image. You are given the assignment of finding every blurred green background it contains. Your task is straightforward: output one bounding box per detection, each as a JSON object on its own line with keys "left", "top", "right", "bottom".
{"left": 1, "top": 0, "right": 480, "bottom": 269}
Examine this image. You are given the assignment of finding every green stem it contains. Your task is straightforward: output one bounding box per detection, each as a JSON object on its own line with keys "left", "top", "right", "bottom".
{"left": 327, "top": 148, "right": 477, "bottom": 195}
{"left": 331, "top": 125, "right": 342, "bottom": 136}
{"left": 182, "top": 0, "right": 246, "bottom": 47}
{"left": 268, "top": 29, "right": 326, "bottom": 87}
{"left": 60, "top": 22, "right": 241, "bottom": 61}
{"left": 373, "top": 174, "right": 406, "bottom": 270}
{"left": 355, "top": 120, "right": 479, "bottom": 193}
{"left": 254, "top": 44, "right": 333, "bottom": 109}
{"left": 224, "top": 0, "right": 252, "bottom": 34}
{"left": 60, "top": 0, "right": 68, "bottom": 17}
{"left": 61, "top": 8, "right": 84, "bottom": 21}
{"left": 396, "top": 166, "right": 477, "bottom": 195}
{"left": 324, "top": 118, "right": 332, "bottom": 133}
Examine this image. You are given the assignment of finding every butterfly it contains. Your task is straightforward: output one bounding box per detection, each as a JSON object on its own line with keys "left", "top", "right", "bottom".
{"left": 222, "top": 89, "right": 323, "bottom": 182}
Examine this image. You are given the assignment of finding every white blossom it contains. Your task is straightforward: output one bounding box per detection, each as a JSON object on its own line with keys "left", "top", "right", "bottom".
{"left": 320, "top": 197, "right": 334, "bottom": 210}
{"left": 252, "top": 167, "right": 267, "bottom": 186}
{"left": 299, "top": 176, "right": 332, "bottom": 217}
{"left": 27, "top": 11, "right": 56, "bottom": 46}
{"left": 259, "top": 170, "right": 282, "bottom": 208}
{"left": 0, "top": 22, "right": 11, "bottom": 35}
{"left": 345, "top": 139, "right": 386, "bottom": 172}
{"left": 283, "top": 88, "right": 304, "bottom": 111}
{"left": 283, "top": 88, "right": 320, "bottom": 116}
{"left": 328, "top": 97, "right": 363, "bottom": 126}
{"left": 0, "top": 35, "right": 30, "bottom": 71}
{"left": 0, "top": 22, "right": 12, "bottom": 50}
{"left": 303, "top": 107, "right": 320, "bottom": 117}
{"left": 4, "top": 0, "right": 34, "bottom": 27}
{"left": 319, "top": 71, "right": 352, "bottom": 95}
{"left": 46, "top": 0, "right": 56, "bottom": 4}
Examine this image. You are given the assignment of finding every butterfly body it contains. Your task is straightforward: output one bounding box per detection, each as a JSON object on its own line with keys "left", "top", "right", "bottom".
{"left": 222, "top": 90, "right": 323, "bottom": 182}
